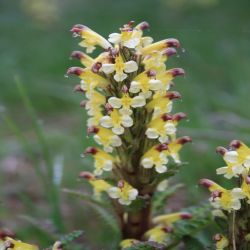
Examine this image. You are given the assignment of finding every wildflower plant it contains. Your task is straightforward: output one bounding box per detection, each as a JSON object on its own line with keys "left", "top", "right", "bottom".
{"left": 200, "top": 140, "right": 250, "bottom": 249}
{"left": 67, "top": 21, "right": 194, "bottom": 248}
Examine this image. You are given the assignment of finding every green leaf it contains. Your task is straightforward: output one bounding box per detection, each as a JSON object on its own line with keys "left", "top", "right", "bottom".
{"left": 152, "top": 183, "right": 184, "bottom": 212}
{"left": 63, "top": 189, "right": 119, "bottom": 235}
{"left": 125, "top": 241, "right": 167, "bottom": 250}
{"left": 182, "top": 236, "right": 205, "bottom": 250}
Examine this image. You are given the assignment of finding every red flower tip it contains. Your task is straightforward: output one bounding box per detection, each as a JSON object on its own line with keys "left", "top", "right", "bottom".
{"left": 71, "top": 51, "right": 85, "bottom": 60}
{"left": 162, "top": 226, "right": 173, "bottom": 233}
{"left": 118, "top": 180, "right": 125, "bottom": 188}
{"left": 137, "top": 21, "right": 150, "bottom": 31}
{"left": 180, "top": 212, "right": 192, "bottom": 220}
{"left": 87, "top": 126, "right": 99, "bottom": 134}
{"left": 85, "top": 147, "right": 98, "bottom": 155}
{"left": 79, "top": 171, "right": 94, "bottom": 180}
{"left": 229, "top": 140, "right": 242, "bottom": 149}
{"left": 199, "top": 178, "right": 213, "bottom": 188}
{"left": 147, "top": 69, "right": 157, "bottom": 77}
{"left": 165, "top": 91, "right": 182, "bottom": 100}
{"left": 169, "top": 68, "right": 185, "bottom": 77}
{"left": 73, "top": 84, "right": 85, "bottom": 93}
{"left": 161, "top": 114, "right": 173, "bottom": 121}
{"left": 0, "top": 229, "right": 15, "bottom": 239}
{"left": 155, "top": 143, "right": 168, "bottom": 152}
{"left": 216, "top": 146, "right": 227, "bottom": 155}
{"left": 172, "top": 112, "right": 187, "bottom": 121}
{"left": 162, "top": 47, "right": 177, "bottom": 57}
{"left": 92, "top": 62, "right": 102, "bottom": 73}
{"left": 176, "top": 136, "right": 192, "bottom": 145}
{"left": 165, "top": 38, "right": 181, "bottom": 48}
{"left": 67, "top": 67, "right": 84, "bottom": 76}
{"left": 70, "top": 24, "right": 85, "bottom": 33}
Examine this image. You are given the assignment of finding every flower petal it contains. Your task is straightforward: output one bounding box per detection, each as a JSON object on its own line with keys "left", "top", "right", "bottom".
{"left": 146, "top": 128, "right": 159, "bottom": 139}
{"left": 108, "top": 97, "right": 122, "bottom": 108}
{"left": 108, "top": 187, "right": 120, "bottom": 199}
{"left": 101, "top": 64, "right": 115, "bottom": 74}
{"left": 141, "top": 158, "right": 153, "bottom": 168}
{"left": 114, "top": 72, "right": 127, "bottom": 82}
{"left": 112, "top": 126, "right": 124, "bottom": 135}
{"left": 100, "top": 116, "right": 113, "bottom": 128}
{"left": 124, "top": 61, "right": 138, "bottom": 73}
{"left": 131, "top": 96, "right": 146, "bottom": 108}
{"left": 108, "top": 33, "right": 121, "bottom": 44}
{"left": 122, "top": 115, "right": 133, "bottom": 127}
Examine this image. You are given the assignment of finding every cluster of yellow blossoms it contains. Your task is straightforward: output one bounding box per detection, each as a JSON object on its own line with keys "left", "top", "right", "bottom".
{"left": 200, "top": 140, "right": 250, "bottom": 249}
{"left": 68, "top": 21, "right": 190, "bottom": 204}
{"left": 68, "top": 21, "right": 191, "bottom": 245}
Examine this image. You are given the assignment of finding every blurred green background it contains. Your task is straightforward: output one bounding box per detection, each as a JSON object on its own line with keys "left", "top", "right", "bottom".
{"left": 1, "top": 0, "right": 250, "bottom": 248}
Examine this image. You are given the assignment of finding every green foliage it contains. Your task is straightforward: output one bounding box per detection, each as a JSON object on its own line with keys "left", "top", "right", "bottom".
{"left": 125, "top": 241, "right": 167, "bottom": 250}
{"left": 152, "top": 183, "right": 184, "bottom": 213}
{"left": 182, "top": 236, "right": 205, "bottom": 250}
{"left": 63, "top": 189, "right": 120, "bottom": 236}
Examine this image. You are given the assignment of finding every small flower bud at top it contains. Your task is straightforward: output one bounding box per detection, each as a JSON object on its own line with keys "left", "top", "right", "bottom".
{"left": 169, "top": 68, "right": 185, "bottom": 77}
{"left": 71, "top": 51, "right": 85, "bottom": 60}
{"left": 87, "top": 126, "right": 99, "bottom": 134}
{"left": 165, "top": 91, "right": 182, "bottom": 100}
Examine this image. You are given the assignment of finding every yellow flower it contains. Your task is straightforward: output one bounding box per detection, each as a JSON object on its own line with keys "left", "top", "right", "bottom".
{"left": 146, "top": 91, "right": 181, "bottom": 118}
{"left": 165, "top": 136, "right": 192, "bottom": 163}
{"left": 153, "top": 212, "right": 192, "bottom": 227}
{"left": 240, "top": 176, "right": 250, "bottom": 204}
{"left": 88, "top": 126, "right": 122, "bottom": 152}
{"left": 129, "top": 68, "right": 184, "bottom": 99}
{"left": 85, "top": 90, "right": 106, "bottom": 116}
{"left": 146, "top": 113, "right": 186, "bottom": 143}
{"left": 108, "top": 93, "right": 146, "bottom": 115}
{"left": 144, "top": 226, "right": 172, "bottom": 243}
{"left": 108, "top": 180, "right": 138, "bottom": 205}
{"left": 199, "top": 179, "right": 245, "bottom": 211}
{"left": 2, "top": 237, "right": 39, "bottom": 250}
{"left": 79, "top": 172, "right": 111, "bottom": 197}
{"left": 214, "top": 234, "right": 229, "bottom": 250}
{"left": 108, "top": 21, "right": 150, "bottom": 49}
{"left": 141, "top": 144, "right": 169, "bottom": 173}
{"left": 71, "top": 24, "right": 112, "bottom": 53}
{"left": 216, "top": 142, "right": 250, "bottom": 179}
{"left": 85, "top": 147, "right": 115, "bottom": 176}
{"left": 67, "top": 67, "right": 109, "bottom": 97}
{"left": 101, "top": 53, "right": 138, "bottom": 82}
{"left": 142, "top": 48, "right": 177, "bottom": 72}
{"left": 100, "top": 108, "right": 133, "bottom": 135}
{"left": 120, "top": 239, "right": 139, "bottom": 249}
{"left": 141, "top": 38, "right": 180, "bottom": 55}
